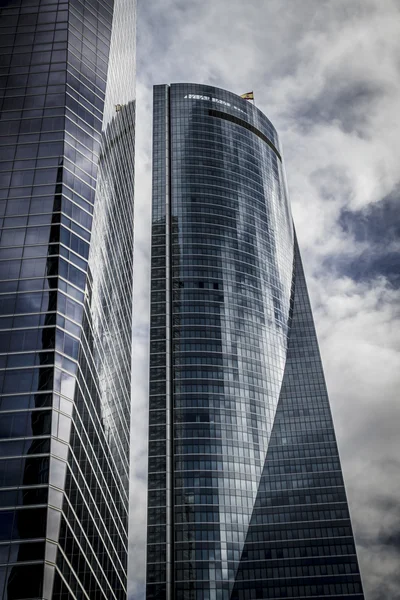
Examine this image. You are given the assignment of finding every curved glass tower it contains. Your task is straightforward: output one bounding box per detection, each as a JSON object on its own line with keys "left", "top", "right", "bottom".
{"left": 0, "top": 0, "right": 135, "bottom": 597}
{"left": 147, "top": 84, "right": 364, "bottom": 600}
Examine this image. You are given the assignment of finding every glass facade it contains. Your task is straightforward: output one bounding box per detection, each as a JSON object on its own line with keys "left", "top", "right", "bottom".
{"left": 147, "top": 84, "right": 364, "bottom": 600}
{"left": 0, "top": 0, "right": 135, "bottom": 597}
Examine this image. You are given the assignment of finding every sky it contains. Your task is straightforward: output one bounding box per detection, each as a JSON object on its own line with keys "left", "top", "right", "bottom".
{"left": 129, "top": 1, "right": 400, "bottom": 598}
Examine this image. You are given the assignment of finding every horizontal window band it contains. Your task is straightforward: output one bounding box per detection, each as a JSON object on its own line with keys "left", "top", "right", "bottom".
{"left": 208, "top": 109, "right": 282, "bottom": 162}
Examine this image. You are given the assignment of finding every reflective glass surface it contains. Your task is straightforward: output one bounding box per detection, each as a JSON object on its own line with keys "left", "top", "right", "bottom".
{"left": 147, "top": 84, "right": 364, "bottom": 600}
{"left": 0, "top": 0, "right": 135, "bottom": 597}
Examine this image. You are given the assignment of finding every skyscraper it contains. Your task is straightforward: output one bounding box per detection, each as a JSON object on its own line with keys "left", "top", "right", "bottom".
{"left": 147, "top": 84, "right": 364, "bottom": 600}
{"left": 0, "top": 0, "right": 135, "bottom": 598}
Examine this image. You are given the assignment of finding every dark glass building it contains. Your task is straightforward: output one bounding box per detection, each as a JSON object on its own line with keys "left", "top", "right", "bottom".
{"left": 0, "top": 0, "right": 135, "bottom": 597}
{"left": 147, "top": 83, "right": 364, "bottom": 600}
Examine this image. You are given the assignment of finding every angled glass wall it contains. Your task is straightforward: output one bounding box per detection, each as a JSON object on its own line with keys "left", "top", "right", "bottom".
{"left": 147, "top": 83, "right": 364, "bottom": 600}
{"left": 0, "top": 0, "right": 135, "bottom": 598}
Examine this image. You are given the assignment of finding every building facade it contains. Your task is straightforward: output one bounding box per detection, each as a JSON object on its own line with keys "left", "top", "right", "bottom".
{"left": 0, "top": 0, "right": 135, "bottom": 598}
{"left": 147, "top": 83, "right": 364, "bottom": 600}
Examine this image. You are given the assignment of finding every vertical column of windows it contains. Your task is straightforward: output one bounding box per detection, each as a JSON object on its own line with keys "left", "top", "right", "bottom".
{"left": 147, "top": 85, "right": 170, "bottom": 600}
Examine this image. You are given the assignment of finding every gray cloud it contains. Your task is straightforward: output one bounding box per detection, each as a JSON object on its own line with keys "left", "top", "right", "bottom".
{"left": 130, "top": 1, "right": 400, "bottom": 598}
{"left": 318, "top": 190, "right": 400, "bottom": 285}
{"left": 294, "top": 82, "right": 384, "bottom": 137}
{"left": 339, "top": 190, "right": 400, "bottom": 245}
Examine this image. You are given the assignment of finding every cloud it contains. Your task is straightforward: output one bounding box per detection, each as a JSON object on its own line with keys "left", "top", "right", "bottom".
{"left": 332, "top": 190, "right": 400, "bottom": 286}
{"left": 130, "top": 0, "right": 400, "bottom": 597}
